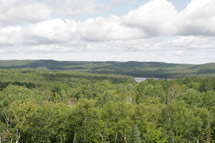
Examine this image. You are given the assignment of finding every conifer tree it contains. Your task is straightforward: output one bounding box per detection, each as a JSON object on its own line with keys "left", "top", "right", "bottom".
{"left": 130, "top": 124, "right": 142, "bottom": 143}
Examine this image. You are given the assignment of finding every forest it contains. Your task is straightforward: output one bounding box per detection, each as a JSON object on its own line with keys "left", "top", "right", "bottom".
{"left": 0, "top": 69, "right": 215, "bottom": 143}
{"left": 1, "top": 60, "right": 215, "bottom": 78}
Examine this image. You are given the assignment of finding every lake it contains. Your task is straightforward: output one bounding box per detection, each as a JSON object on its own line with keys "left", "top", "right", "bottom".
{"left": 134, "top": 77, "right": 162, "bottom": 83}
{"left": 135, "top": 77, "right": 147, "bottom": 82}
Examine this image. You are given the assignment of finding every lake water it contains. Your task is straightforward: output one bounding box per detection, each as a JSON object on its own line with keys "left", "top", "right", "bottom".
{"left": 135, "top": 77, "right": 147, "bottom": 83}
{"left": 134, "top": 77, "right": 161, "bottom": 83}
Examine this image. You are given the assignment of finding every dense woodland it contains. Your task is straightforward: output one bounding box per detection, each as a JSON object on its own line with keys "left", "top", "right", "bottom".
{"left": 1, "top": 60, "right": 215, "bottom": 78}
{"left": 0, "top": 69, "right": 215, "bottom": 142}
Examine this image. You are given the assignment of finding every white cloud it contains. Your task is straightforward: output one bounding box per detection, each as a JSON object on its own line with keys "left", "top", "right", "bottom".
{"left": 23, "top": 19, "right": 73, "bottom": 45}
{"left": 178, "top": 0, "right": 215, "bottom": 36}
{"left": 45, "top": 0, "right": 134, "bottom": 16}
{"left": 123, "top": 0, "right": 215, "bottom": 36}
{"left": 0, "top": 0, "right": 215, "bottom": 63}
{"left": 0, "top": 0, "right": 51, "bottom": 26}
{"left": 21, "top": 16, "right": 144, "bottom": 47}
{"left": 122, "top": 0, "right": 178, "bottom": 36}
{"left": 79, "top": 16, "right": 145, "bottom": 41}
{"left": 45, "top": 0, "right": 98, "bottom": 16}
{"left": 0, "top": 26, "right": 22, "bottom": 46}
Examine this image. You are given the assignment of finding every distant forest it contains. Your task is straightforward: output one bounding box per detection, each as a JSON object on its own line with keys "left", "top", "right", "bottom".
{"left": 0, "top": 60, "right": 215, "bottom": 78}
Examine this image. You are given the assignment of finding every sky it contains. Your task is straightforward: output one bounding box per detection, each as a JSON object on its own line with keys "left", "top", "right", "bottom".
{"left": 0, "top": 0, "right": 214, "bottom": 64}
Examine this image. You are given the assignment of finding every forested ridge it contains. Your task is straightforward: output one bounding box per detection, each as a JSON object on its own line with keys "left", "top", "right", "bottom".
{"left": 1, "top": 60, "right": 215, "bottom": 78}
{"left": 0, "top": 69, "right": 215, "bottom": 142}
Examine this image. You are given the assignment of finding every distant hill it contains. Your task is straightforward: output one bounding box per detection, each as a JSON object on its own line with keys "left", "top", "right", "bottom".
{"left": 0, "top": 60, "right": 215, "bottom": 78}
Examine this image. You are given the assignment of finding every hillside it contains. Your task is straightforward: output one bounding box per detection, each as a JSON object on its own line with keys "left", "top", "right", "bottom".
{"left": 0, "top": 60, "right": 215, "bottom": 78}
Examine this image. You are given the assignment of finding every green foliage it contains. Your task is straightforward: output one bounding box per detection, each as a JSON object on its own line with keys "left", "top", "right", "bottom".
{"left": 0, "top": 84, "right": 34, "bottom": 107}
{"left": 69, "top": 99, "right": 103, "bottom": 143}
{"left": 136, "top": 81, "right": 166, "bottom": 104}
{"left": 0, "top": 69, "right": 214, "bottom": 142}
{"left": 178, "top": 89, "right": 203, "bottom": 107}
{"left": 133, "top": 103, "right": 167, "bottom": 143}
{"left": 199, "top": 78, "right": 214, "bottom": 92}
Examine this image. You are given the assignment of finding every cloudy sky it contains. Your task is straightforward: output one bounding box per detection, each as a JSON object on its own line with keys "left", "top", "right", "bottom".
{"left": 0, "top": 0, "right": 214, "bottom": 64}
